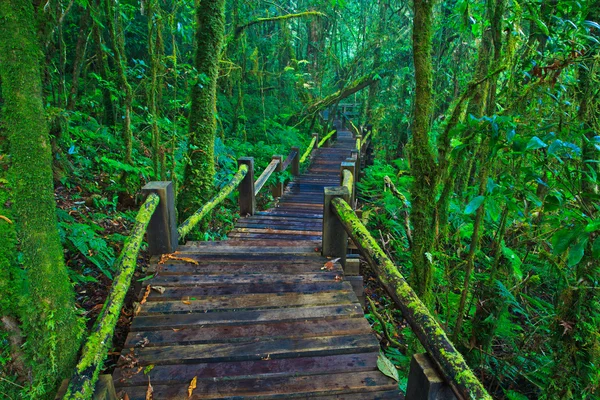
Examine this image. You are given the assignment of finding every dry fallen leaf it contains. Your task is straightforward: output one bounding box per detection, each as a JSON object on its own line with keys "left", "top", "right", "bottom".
{"left": 334, "top": 275, "right": 343, "bottom": 282}
{"left": 182, "top": 296, "right": 191, "bottom": 305}
{"left": 172, "top": 328, "right": 181, "bottom": 332}
{"left": 261, "top": 354, "right": 271, "bottom": 361}
{"left": 133, "top": 302, "right": 142, "bottom": 317}
{"left": 151, "top": 286, "right": 166, "bottom": 294}
{"left": 122, "top": 392, "right": 130, "bottom": 400}
{"left": 145, "top": 377, "right": 153, "bottom": 400}
{"left": 167, "top": 253, "right": 199, "bottom": 265}
{"left": 322, "top": 257, "right": 341, "bottom": 271}
{"left": 187, "top": 376, "right": 197, "bottom": 399}
{"left": 140, "top": 285, "right": 151, "bottom": 305}
{"left": 0, "top": 215, "right": 13, "bottom": 224}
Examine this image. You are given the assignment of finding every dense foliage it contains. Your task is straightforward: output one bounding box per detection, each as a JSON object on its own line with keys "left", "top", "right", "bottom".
{"left": 0, "top": 0, "right": 598, "bottom": 399}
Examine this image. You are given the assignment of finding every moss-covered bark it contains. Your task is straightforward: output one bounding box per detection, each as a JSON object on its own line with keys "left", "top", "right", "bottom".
{"left": 178, "top": 0, "right": 226, "bottom": 220}
{"left": 0, "top": 1, "right": 83, "bottom": 396}
{"left": 410, "top": 0, "right": 437, "bottom": 307}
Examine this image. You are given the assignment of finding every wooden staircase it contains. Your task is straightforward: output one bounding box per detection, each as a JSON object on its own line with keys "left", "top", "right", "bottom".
{"left": 111, "top": 130, "right": 401, "bottom": 399}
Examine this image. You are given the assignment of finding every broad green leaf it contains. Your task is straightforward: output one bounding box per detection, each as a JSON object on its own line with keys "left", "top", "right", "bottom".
{"left": 526, "top": 136, "right": 547, "bottom": 151}
{"left": 552, "top": 228, "right": 577, "bottom": 255}
{"left": 584, "top": 220, "right": 600, "bottom": 233}
{"left": 567, "top": 237, "right": 588, "bottom": 267}
{"left": 377, "top": 352, "right": 399, "bottom": 382}
{"left": 465, "top": 196, "right": 485, "bottom": 215}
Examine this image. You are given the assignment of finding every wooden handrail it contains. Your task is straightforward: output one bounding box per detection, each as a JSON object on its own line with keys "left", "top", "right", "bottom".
{"left": 329, "top": 197, "right": 492, "bottom": 400}
{"left": 63, "top": 193, "right": 160, "bottom": 399}
{"left": 254, "top": 158, "right": 280, "bottom": 196}
{"left": 178, "top": 164, "right": 249, "bottom": 238}
{"left": 318, "top": 129, "right": 336, "bottom": 148}
{"left": 300, "top": 133, "right": 318, "bottom": 164}
{"left": 281, "top": 149, "right": 299, "bottom": 170}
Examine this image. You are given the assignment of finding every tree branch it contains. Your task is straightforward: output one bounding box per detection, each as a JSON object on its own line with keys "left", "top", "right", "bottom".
{"left": 235, "top": 11, "right": 325, "bottom": 38}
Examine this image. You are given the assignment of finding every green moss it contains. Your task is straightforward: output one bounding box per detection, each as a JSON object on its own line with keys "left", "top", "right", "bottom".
{"left": 178, "top": 0, "right": 227, "bottom": 221}
{"left": 0, "top": 1, "right": 83, "bottom": 397}
{"left": 318, "top": 129, "right": 337, "bottom": 148}
{"left": 178, "top": 164, "right": 248, "bottom": 239}
{"left": 64, "top": 194, "right": 159, "bottom": 400}
{"left": 300, "top": 136, "right": 318, "bottom": 164}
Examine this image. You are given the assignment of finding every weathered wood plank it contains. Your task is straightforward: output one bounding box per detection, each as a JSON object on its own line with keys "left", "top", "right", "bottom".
{"left": 131, "top": 304, "right": 364, "bottom": 330}
{"left": 146, "top": 271, "right": 340, "bottom": 287}
{"left": 117, "top": 371, "right": 397, "bottom": 400}
{"left": 114, "top": 353, "right": 378, "bottom": 386}
{"left": 124, "top": 317, "right": 373, "bottom": 347}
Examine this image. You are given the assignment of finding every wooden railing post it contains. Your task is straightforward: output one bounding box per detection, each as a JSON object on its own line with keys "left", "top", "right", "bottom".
{"left": 322, "top": 187, "right": 349, "bottom": 266}
{"left": 312, "top": 132, "right": 319, "bottom": 149}
{"left": 351, "top": 149, "right": 361, "bottom": 183}
{"left": 406, "top": 354, "right": 457, "bottom": 400}
{"left": 291, "top": 146, "right": 300, "bottom": 176}
{"left": 238, "top": 157, "right": 255, "bottom": 216}
{"left": 340, "top": 161, "right": 356, "bottom": 208}
{"left": 272, "top": 155, "right": 283, "bottom": 198}
{"left": 141, "top": 181, "right": 178, "bottom": 255}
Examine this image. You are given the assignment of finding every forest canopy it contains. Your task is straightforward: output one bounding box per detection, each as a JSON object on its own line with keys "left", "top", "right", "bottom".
{"left": 0, "top": 0, "right": 599, "bottom": 399}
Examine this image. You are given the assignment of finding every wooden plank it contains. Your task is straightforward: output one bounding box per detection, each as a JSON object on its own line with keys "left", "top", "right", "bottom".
{"left": 131, "top": 304, "right": 364, "bottom": 330}
{"left": 124, "top": 316, "right": 373, "bottom": 347}
{"left": 154, "top": 261, "right": 329, "bottom": 275}
{"left": 231, "top": 227, "right": 322, "bottom": 236}
{"left": 116, "top": 371, "right": 397, "bottom": 400}
{"left": 140, "top": 281, "right": 351, "bottom": 301}
{"left": 137, "top": 290, "right": 356, "bottom": 315}
{"left": 227, "top": 233, "right": 322, "bottom": 241}
{"left": 114, "top": 353, "right": 379, "bottom": 386}
{"left": 146, "top": 272, "right": 340, "bottom": 287}
{"left": 126, "top": 334, "right": 379, "bottom": 365}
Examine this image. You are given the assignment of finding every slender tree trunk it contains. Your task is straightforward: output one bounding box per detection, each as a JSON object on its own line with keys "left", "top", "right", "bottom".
{"left": 66, "top": 7, "right": 91, "bottom": 111}
{"left": 410, "top": 0, "right": 437, "bottom": 307}
{"left": 0, "top": 1, "right": 82, "bottom": 396}
{"left": 178, "top": 0, "right": 226, "bottom": 220}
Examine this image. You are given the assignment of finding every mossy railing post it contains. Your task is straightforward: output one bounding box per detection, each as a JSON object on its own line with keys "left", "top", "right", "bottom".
{"left": 271, "top": 155, "right": 283, "bottom": 198}
{"left": 238, "top": 157, "right": 255, "bottom": 216}
{"left": 406, "top": 353, "right": 457, "bottom": 400}
{"left": 291, "top": 146, "right": 300, "bottom": 176}
{"left": 322, "top": 186, "right": 349, "bottom": 266}
{"left": 340, "top": 161, "right": 356, "bottom": 208}
{"left": 312, "top": 132, "right": 319, "bottom": 150}
{"left": 141, "top": 181, "right": 178, "bottom": 255}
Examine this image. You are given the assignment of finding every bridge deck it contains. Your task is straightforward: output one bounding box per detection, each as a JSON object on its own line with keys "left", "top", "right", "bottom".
{"left": 112, "top": 130, "right": 400, "bottom": 399}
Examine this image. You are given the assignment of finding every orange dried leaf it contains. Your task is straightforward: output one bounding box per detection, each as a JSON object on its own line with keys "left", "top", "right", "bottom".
{"left": 122, "top": 393, "right": 130, "bottom": 400}
{"left": 187, "top": 376, "right": 197, "bottom": 399}
{"left": 140, "top": 285, "right": 151, "bottom": 305}
{"left": 167, "top": 254, "right": 199, "bottom": 265}
{"left": 182, "top": 300, "right": 191, "bottom": 305}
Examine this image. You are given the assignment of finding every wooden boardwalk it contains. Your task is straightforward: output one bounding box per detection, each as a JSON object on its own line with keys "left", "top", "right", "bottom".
{"left": 112, "top": 130, "right": 400, "bottom": 399}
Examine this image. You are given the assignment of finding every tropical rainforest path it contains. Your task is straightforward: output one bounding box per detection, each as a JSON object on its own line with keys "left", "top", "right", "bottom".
{"left": 111, "top": 128, "right": 401, "bottom": 399}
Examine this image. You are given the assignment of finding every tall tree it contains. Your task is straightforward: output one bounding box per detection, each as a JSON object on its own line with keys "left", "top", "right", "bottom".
{"left": 0, "top": 0, "right": 83, "bottom": 396}
{"left": 409, "top": 0, "right": 437, "bottom": 307}
{"left": 178, "top": 0, "right": 227, "bottom": 219}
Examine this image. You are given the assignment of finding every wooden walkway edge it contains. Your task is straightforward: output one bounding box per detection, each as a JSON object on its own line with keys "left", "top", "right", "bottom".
{"left": 112, "top": 130, "right": 401, "bottom": 399}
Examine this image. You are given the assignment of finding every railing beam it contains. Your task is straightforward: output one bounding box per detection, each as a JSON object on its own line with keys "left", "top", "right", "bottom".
{"left": 351, "top": 149, "right": 361, "bottom": 183}
{"left": 238, "top": 157, "right": 255, "bottom": 216}
{"left": 142, "top": 181, "right": 178, "bottom": 255}
{"left": 322, "top": 186, "right": 349, "bottom": 265}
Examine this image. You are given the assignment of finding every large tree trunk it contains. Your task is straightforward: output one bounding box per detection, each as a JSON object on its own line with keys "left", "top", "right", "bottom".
{"left": 178, "top": 0, "right": 226, "bottom": 220}
{"left": 409, "top": 0, "right": 437, "bottom": 307}
{"left": 0, "top": 0, "right": 82, "bottom": 396}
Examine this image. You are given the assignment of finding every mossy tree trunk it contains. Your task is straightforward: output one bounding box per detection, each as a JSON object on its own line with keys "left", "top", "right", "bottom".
{"left": 409, "top": 0, "right": 437, "bottom": 308}
{"left": 0, "top": 0, "right": 83, "bottom": 396}
{"left": 178, "top": 0, "right": 226, "bottom": 220}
